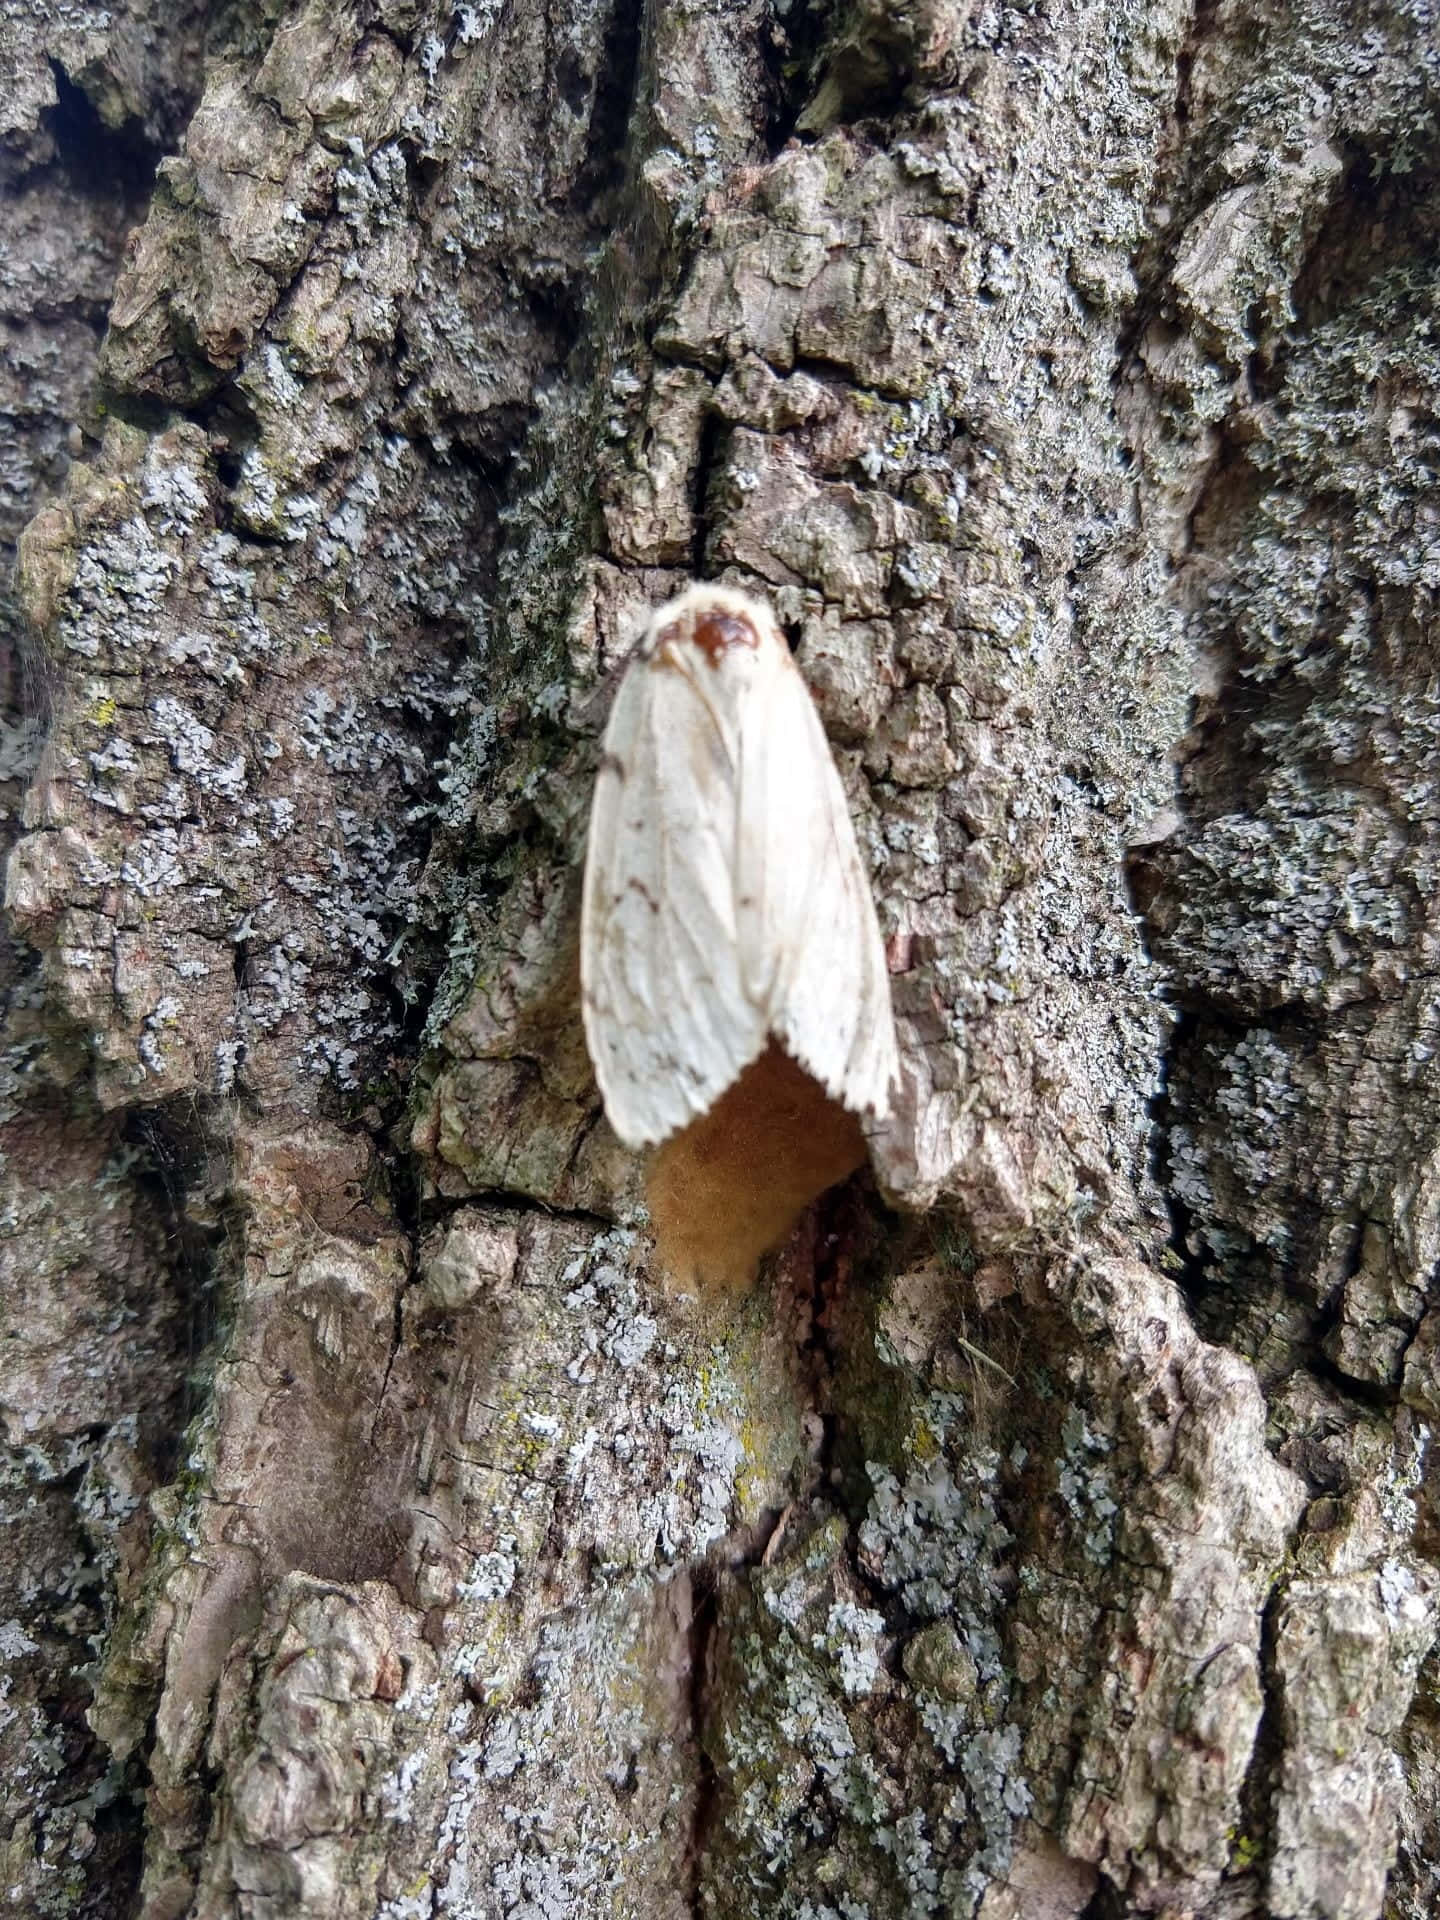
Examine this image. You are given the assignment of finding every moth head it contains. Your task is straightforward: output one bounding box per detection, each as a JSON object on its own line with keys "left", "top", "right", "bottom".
{"left": 689, "top": 605, "right": 762, "bottom": 666}
{"left": 645, "top": 583, "right": 773, "bottom": 673}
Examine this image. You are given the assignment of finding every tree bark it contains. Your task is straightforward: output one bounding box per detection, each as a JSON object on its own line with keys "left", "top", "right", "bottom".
{"left": 2, "top": 1, "right": 1437, "bottom": 1917}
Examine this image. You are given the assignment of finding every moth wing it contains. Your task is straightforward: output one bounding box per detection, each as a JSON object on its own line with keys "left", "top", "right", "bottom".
{"left": 582, "top": 649, "right": 767, "bottom": 1149}
{"left": 736, "top": 649, "right": 899, "bottom": 1119}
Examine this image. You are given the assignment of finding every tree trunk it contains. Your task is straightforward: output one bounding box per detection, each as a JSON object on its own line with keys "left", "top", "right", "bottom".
{"left": 2, "top": 1, "right": 1437, "bottom": 1916}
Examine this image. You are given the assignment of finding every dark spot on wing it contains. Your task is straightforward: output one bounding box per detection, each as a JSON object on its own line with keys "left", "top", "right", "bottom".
{"left": 626, "top": 878, "right": 661, "bottom": 912}
{"left": 599, "top": 751, "right": 627, "bottom": 780}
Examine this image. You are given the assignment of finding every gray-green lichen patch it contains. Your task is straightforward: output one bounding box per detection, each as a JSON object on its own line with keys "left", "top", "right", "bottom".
{"left": 10, "top": 0, "right": 1440, "bottom": 1913}
{"left": 385, "top": 1576, "right": 699, "bottom": 1920}
{"left": 188, "top": 1574, "right": 442, "bottom": 1919}
{"left": 818, "top": 1241, "right": 1315, "bottom": 1916}
{"left": 1123, "top": 11, "right": 1440, "bottom": 1903}
{"left": 102, "top": 3, "right": 417, "bottom": 406}
{"left": 109, "top": 1103, "right": 816, "bottom": 1914}
{"left": 1052, "top": 1259, "right": 1307, "bottom": 1909}
{"left": 390, "top": 1207, "right": 812, "bottom": 1608}
{"left": 13, "top": 0, "right": 654, "bottom": 1125}
{"left": 0, "top": 1094, "right": 193, "bottom": 1919}
{"left": 701, "top": 1380, "right": 1028, "bottom": 1920}
{"left": 1141, "top": 6, "right": 1440, "bottom": 1354}
{"left": 8, "top": 411, "right": 484, "bottom": 1108}
{"left": 1270, "top": 1567, "right": 1436, "bottom": 1920}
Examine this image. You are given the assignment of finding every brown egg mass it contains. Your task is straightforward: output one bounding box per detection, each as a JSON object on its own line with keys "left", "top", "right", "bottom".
{"left": 645, "top": 1041, "right": 868, "bottom": 1295}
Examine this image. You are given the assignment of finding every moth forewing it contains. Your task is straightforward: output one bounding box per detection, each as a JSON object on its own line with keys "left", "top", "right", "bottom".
{"left": 736, "top": 649, "right": 898, "bottom": 1122}
{"left": 581, "top": 596, "right": 766, "bottom": 1149}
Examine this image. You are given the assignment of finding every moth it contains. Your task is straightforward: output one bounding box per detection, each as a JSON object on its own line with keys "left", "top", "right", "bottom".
{"left": 581, "top": 583, "right": 900, "bottom": 1289}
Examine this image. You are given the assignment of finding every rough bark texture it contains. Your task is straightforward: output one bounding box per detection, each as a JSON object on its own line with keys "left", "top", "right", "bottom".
{"left": 2, "top": 2, "right": 1438, "bottom": 1918}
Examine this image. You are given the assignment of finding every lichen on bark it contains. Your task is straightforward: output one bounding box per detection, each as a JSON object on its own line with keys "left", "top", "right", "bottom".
{"left": 2, "top": 0, "right": 1440, "bottom": 1917}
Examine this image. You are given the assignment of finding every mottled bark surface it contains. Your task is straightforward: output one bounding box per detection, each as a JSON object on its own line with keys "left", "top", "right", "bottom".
{"left": 2, "top": 2, "right": 1438, "bottom": 1917}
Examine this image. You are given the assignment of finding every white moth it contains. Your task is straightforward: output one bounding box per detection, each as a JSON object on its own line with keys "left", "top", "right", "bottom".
{"left": 581, "top": 582, "right": 899, "bottom": 1151}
